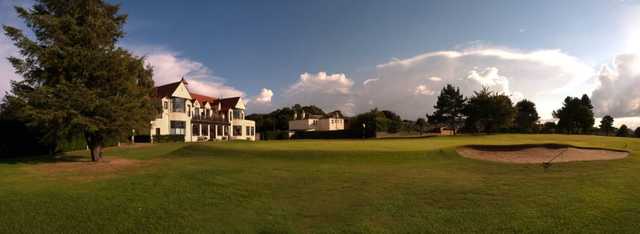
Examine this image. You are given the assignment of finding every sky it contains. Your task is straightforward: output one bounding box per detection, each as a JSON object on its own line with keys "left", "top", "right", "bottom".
{"left": 1, "top": 0, "right": 640, "bottom": 127}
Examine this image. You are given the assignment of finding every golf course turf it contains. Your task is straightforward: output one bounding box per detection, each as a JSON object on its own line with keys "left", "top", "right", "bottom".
{"left": 1, "top": 134, "right": 640, "bottom": 233}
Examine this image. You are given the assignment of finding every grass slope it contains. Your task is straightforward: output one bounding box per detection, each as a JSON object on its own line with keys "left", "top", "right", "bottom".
{"left": 1, "top": 134, "right": 640, "bottom": 233}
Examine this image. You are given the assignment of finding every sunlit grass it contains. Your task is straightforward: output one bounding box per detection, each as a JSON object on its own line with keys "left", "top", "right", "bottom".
{"left": 1, "top": 134, "right": 639, "bottom": 233}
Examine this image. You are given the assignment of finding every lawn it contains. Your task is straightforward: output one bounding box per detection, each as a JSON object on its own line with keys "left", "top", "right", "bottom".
{"left": 1, "top": 134, "right": 640, "bottom": 233}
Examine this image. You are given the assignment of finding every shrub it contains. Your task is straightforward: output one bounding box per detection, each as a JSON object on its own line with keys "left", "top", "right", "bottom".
{"left": 153, "top": 135, "right": 185, "bottom": 143}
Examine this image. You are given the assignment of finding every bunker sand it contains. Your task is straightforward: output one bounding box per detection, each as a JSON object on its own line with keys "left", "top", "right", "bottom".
{"left": 457, "top": 144, "right": 629, "bottom": 164}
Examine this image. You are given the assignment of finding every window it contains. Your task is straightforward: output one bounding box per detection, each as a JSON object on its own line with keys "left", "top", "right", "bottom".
{"left": 187, "top": 105, "right": 191, "bottom": 117}
{"left": 171, "top": 98, "right": 186, "bottom": 112}
{"left": 170, "top": 121, "right": 186, "bottom": 135}
{"left": 192, "top": 124, "right": 200, "bottom": 136}
{"left": 233, "top": 110, "right": 243, "bottom": 119}
{"left": 234, "top": 126, "right": 242, "bottom": 136}
{"left": 203, "top": 124, "right": 209, "bottom": 136}
{"left": 194, "top": 107, "right": 200, "bottom": 117}
{"left": 251, "top": 127, "right": 255, "bottom": 136}
{"left": 163, "top": 101, "right": 168, "bottom": 110}
{"left": 246, "top": 126, "right": 251, "bottom": 136}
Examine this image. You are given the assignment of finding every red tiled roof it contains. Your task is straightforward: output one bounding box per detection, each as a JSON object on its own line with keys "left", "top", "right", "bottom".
{"left": 189, "top": 93, "right": 216, "bottom": 104}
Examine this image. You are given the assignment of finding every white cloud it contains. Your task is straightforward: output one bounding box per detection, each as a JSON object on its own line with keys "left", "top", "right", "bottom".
{"left": 428, "top": 76, "right": 442, "bottom": 82}
{"left": 284, "top": 72, "right": 355, "bottom": 115}
{"left": 414, "top": 85, "right": 436, "bottom": 96}
{"left": 254, "top": 88, "right": 273, "bottom": 103}
{"left": 360, "top": 47, "right": 595, "bottom": 120}
{"left": 287, "top": 72, "right": 353, "bottom": 95}
{"left": 363, "top": 78, "right": 379, "bottom": 85}
{"left": 132, "top": 46, "right": 245, "bottom": 98}
{"left": 591, "top": 53, "right": 640, "bottom": 118}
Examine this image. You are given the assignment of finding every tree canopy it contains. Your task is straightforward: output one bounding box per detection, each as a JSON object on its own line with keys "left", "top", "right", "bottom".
{"left": 462, "top": 88, "right": 515, "bottom": 133}
{"left": 427, "top": 84, "right": 466, "bottom": 133}
{"left": 3, "top": 0, "right": 156, "bottom": 161}
{"left": 513, "top": 99, "right": 540, "bottom": 133}
{"left": 599, "top": 115, "right": 615, "bottom": 136}
{"left": 552, "top": 95, "right": 595, "bottom": 134}
{"left": 617, "top": 125, "right": 630, "bottom": 137}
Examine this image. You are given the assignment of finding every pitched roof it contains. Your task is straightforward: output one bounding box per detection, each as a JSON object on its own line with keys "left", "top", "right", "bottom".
{"left": 154, "top": 81, "right": 182, "bottom": 98}
{"left": 154, "top": 79, "right": 243, "bottom": 110}
{"left": 189, "top": 93, "right": 216, "bottom": 104}
{"left": 213, "top": 97, "right": 241, "bottom": 111}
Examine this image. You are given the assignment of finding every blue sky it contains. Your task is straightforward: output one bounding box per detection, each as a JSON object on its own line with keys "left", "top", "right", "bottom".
{"left": 1, "top": 0, "right": 640, "bottom": 126}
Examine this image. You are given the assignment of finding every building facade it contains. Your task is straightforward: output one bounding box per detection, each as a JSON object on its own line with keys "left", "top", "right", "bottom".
{"left": 288, "top": 111, "right": 345, "bottom": 132}
{"left": 150, "top": 79, "right": 256, "bottom": 142}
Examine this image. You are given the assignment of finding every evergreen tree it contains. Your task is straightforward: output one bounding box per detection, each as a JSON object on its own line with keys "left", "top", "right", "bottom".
{"left": 513, "top": 99, "right": 540, "bottom": 133}
{"left": 599, "top": 115, "right": 614, "bottom": 136}
{"left": 635, "top": 127, "right": 640, "bottom": 138}
{"left": 427, "top": 84, "right": 466, "bottom": 134}
{"left": 3, "top": 0, "right": 157, "bottom": 161}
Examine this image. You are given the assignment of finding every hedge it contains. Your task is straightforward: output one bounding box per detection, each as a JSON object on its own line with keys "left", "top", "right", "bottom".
{"left": 291, "top": 129, "right": 375, "bottom": 139}
{"left": 260, "top": 131, "right": 290, "bottom": 140}
{"left": 153, "top": 134, "right": 185, "bottom": 143}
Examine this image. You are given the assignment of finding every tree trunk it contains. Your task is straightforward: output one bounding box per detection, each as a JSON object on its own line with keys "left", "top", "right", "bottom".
{"left": 86, "top": 133, "right": 104, "bottom": 162}
{"left": 90, "top": 145, "right": 102, "bottom": 162}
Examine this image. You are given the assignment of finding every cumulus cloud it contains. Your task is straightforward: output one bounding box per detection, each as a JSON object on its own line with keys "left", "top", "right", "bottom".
{"left": 253, "top": 88, "right": 274, "bottom": 103}
{"left": 591, "top": 53, "right": 640, "bottom": 118}
{"left": 132, "top": 46, "right": 245, "bottom": 98}
{"left": 284, "top": 72, "right": 355, "bottom": 115}
{"left": 359, "top": 48, "right": 595, "bottom": 119}
{"left": 287, "top": 72, "right": 353, "bottom": 95}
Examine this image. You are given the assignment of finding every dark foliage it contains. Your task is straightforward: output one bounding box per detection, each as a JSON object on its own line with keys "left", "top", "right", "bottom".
{"left": 513, "top": 99, "right": 540, "bottom": 133}
{"left": 3, "top": 0, "right": 157, "bottom": 161}
{"left": 599, "top": 115, "right": 615, "bottom": 136}
{"left": 617, "top": 125, "right": 630, "bottom": 137}
{"left": 552, "top": 94, "right": 595, "bottom": 134}
{"left": 427, "top": 84, "right": 466, "bottom": 133}
{"left": 462, "top": 88, "right": 515, "bottom": 133}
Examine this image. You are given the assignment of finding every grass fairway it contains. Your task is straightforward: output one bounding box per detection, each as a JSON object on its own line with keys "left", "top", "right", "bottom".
{"left": 2, "top": 134, "right": 640, "bottom": 233}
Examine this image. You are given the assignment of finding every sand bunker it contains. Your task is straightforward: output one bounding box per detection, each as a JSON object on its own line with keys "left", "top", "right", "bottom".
{"left": 457, "top": 144, "right": 629, "bottom": 164}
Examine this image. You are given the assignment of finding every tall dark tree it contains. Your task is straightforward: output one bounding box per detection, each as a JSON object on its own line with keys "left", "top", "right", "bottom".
{"left": 415, "top": 118, "right": 427, "bottom": 135}
{"left": 513, "top": 99, "right": 540, "bottom": 133}
{"left": 463, "top": 88, "right": 515, "bottom": 133}
{"left": 3, "top": 0, "right": 156, "bottom": 161}
{"left": 617, "top": 125, "right": 630, "bottom": 137}
{"left": 552, "top": 95, "right": 595, "bottom": 134}
{"left": 635, "top": 127, "right": 640, "bottom": 138}
{"left": 599, "top": 115, "right": 615, "bottom": 136}
{"left": 427, "top": 84, "right": 466, "bottom": 134}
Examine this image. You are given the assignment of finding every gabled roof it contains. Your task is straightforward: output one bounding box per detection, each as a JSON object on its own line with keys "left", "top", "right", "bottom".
{"left": 154, "top": 81, "right": 183, "bottom": 98}
{"left": 154, "top": 79, "right": 244, "bottom": 110}
{"left": 213, "top": 97, "right": 241, "bottom": 111}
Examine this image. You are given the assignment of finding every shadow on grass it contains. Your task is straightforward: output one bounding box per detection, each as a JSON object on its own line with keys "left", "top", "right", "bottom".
{"left": 0, "top": 153, "right": 91, "bottom": 165}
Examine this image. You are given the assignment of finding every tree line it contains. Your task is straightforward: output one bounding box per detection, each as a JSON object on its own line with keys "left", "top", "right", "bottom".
{"left": 426, "top": 84, "right": 640, "bottom": 137}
